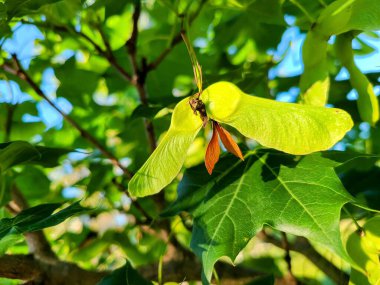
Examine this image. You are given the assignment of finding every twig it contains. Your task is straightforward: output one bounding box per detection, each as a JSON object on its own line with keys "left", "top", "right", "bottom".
{"left": 259, "top": 231, "right": 349, "bottom": 285}
{"left": 126, "top": 0, "right": 142, "bottom": 80}
{"left": 281, "top": 232, "right": 297, "bottom": 284}
{"left": 343, "top": 206, "right": 363, "bottom": 232}
{"left": 74, "top": 28, "right": 134, "bottom": 82}
{"left": 147, "top": 0, "right": 207, "bottom": 71}
{"left": 4, "top": 104, "right": 15, "bottom": 142}
{"left": 10, "top": 186, "right": 58, "bottom": 261}
{"left": 125, "top": 0, "right": 157, "bottom": 152}
{"left": 20, "top": 19, "right": 134, "bottom": 83}
{"left": 112, "top": 178, "right": 154, "bottom": 224}
{"left": 289, "top": 0, "right": 315, "bottom": 23}
{"left": 2, "top": 54, "right": 133, "bottom": 178}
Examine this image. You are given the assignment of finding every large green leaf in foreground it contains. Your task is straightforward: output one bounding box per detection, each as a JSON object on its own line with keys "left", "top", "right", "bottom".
{"left": 201, "top": 82, "right": 353, "bottom": 155}
{"left": 164, "top": 151, "right": 359, "bottom": 282}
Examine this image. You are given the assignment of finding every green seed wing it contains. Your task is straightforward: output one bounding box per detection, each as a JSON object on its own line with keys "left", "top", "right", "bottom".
{"left": 128, "top": 98, "right": 202, "bottom": 198}
{"left": 201, "top": 82, "right": 353, "bottom": 155}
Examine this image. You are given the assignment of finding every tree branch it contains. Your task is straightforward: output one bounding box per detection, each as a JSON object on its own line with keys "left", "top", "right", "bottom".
{"left": 259, "top": 232, "right": 349, "bottom": 285}
{"left": 126, "top": 0, "right": 142, "bottom": 81}
{"left": 20, "top": 19, "right": 134, "bottom": 83}
{"left": 0, "top": 254, "right": 106, "bottom": 285}
{"left": 146, "top": 0, "right": 207, "bottom": 71}
{"left": 1, "top": 54, "right": 132, "bottom": 178}
{"left": 125, "top": 0, "right": 157, "bottom": 152}
{"left": 10, "top": 186, "right": 58, "bottom": 261}
{"left": 138, "top": 258, "right": 260, "bottom": 284}
{"left": 281, "top": 231, "right": 297, "bottom": 284}
{"left": 4, "top": 104, "right": 15, "bottom": 142}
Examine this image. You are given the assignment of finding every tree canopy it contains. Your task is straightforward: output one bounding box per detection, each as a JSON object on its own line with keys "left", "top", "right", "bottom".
{"left": 1, "top": 0, "right": 380, "bottom": 284}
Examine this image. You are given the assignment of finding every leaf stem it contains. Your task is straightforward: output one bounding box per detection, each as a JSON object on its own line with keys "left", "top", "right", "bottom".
{"left": 125, "top": 0, "right": 157, "bottom": 153}
{"left": 289, "top": 0, "right": 315, "bottom": 23}
{"left": 343, "top": 206, "right": 363, "bottom": 232}
{"left": 146, "top": 0, "right": 207, "bottom": 71}
{"left": 212, "top": 268, "right": 220, "bottom": 285}
{"left": 158, "top": 253, "right": 163, "bottom": 285}
{"left": 281, "top": 232, "right": 296, "bottom": 282}
{"left": 318, "top": 0, "right": 327, "bottom": 7}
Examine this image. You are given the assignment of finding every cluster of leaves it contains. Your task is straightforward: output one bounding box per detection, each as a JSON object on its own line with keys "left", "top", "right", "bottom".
{"left": 0, "top": 0, "right": 380, "bottom": 284}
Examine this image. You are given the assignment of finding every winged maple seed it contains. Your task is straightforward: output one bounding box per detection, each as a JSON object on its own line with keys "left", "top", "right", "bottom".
{"left": 205, "top": 120, "right": 244, "bottom": 174}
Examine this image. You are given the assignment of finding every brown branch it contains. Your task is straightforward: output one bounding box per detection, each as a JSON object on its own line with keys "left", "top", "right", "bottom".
{"left": 2, "top": 55, "right": 132, "bottom": 178}
{"left": 0, "top": 254, "right": 106, "bottom": 285}
{"left": 125, "top": 0, "right": 157, "bottom": 152}
{"left": 10, "top": 186, "right": 58, "bottom": 261}
{"left": 0, "top": 253, "right": 260, "bottom": 285}
{"left": 146, "top": 0, "right": 207, "bottom": 71}
{"left": 281, "top": 231, "right": 298, "bottom": 285}
{"left": 259, "top": 232, "right": 349, "bottom": 285}
{"left": 126, "top": 0, "right": 141, "bottom": 80}
{"left": 4, "top": 104, "right": 15, "bottom": 142}
{"left": 19, "top": 19, "right": 134, "bottom": 83}
{"left": 138, "top": 258, "right": 260, "bottom": 284}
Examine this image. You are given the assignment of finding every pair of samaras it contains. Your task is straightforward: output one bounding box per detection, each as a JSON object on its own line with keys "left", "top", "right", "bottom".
{"left": 128, "top": 82, "right": 353, "bottom": 198}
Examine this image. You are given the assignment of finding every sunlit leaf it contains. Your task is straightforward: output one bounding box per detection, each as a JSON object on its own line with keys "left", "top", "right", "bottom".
{"left": 315, "top": 0, "right": 380, "bottom": 37}
{"left": 166, "top": 151, "right": 356, "bottom": 282}
{"left": 201, "top": 82, "right": 353, "bottom": 155}
{"left": 128, "top": 98, "right": 202, "bottom": 197}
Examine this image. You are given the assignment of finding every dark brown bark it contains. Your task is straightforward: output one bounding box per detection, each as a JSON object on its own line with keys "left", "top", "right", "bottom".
{"left": 0, "top": 255, "right": 106, "bottom": 285}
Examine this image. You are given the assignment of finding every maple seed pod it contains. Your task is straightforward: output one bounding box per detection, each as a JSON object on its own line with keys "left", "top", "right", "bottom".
{"left": 205, "top": 121, "right": 220, "bottom": 175}
{"left": 205, "top": 121, "right": 244, "bottom": 175}
{"left": 128, "top": 82, "right": 353, "bottom": 198}
{"left": 214, "top": 123, "right": 244, "bottom": 161}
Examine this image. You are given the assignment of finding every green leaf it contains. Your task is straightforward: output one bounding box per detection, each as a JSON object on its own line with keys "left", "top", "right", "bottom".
{"left": 4, "top": 0, "right": 62, "bottom": 19}
{"left": 0, "top": 141, "right": 40, "bottom": 172}
{"left": 346, "top": 217, "right": 380, "bottom": 284}
{"left": 0, "top": 174, "right": 11, "bottom": 208}
{"left": 32, "top": 145, "right": 72, "bottom": 167}
{"left": 315, "top": 0, "right": 380, "bottom": 37}
{"left": 166, "top": 150, "right": 355, "bottom": 282}
{"left": 201, "top": 82, "right": 353, "bottom": 155}
{"left": 299, "top": 31, "right": 329, "bottom": 106}
{"left": 335, "top": 33, "right": 379, "bottom": 125}
{"left": 0, "top": 234, "right": 23, "bottom": 255}
{"left": 130, "top": 104, "right": 164, "bottom": 120}
{"left": 97, "top": 261, "right": 153, "bottom": 285}
{"left": 128, "top": 97, "right": 202, "bottom": 197}
{"left": 0, "top": 141, "right": 71, "bottom": 170}
{"left": 15, "top": 166, "right": 50, "bottom": 202}
{"left": 0, "top": 201, "right": 89, "bottom": 240}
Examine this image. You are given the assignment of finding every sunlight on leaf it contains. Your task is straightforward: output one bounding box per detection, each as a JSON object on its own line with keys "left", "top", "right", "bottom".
{"left": 201, "top": 82, "right": 353, "bottom": 155}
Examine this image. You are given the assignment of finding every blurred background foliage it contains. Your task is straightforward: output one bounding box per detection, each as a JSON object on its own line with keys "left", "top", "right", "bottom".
{"left": 0, "top": 0, "right": 380, "bottom": 284}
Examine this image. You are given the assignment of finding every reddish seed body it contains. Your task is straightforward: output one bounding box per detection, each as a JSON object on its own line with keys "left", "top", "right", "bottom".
{"left": 205, "top": 121, "right": 244, "bottom": 174}
{"left": 215, "top": 123, "right": 244, "bottom": 161}
{"left": 205, "top": 122, "right": 221, "bottom": 174}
